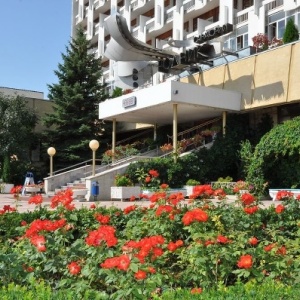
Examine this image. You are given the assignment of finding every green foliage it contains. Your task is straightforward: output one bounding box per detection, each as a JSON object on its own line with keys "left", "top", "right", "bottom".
{"left": 42, "top": 26, "right": 109, "bottom": 168}
{"left": 114, "top": 174, "right": 133, "bottom": 186}
{"left": 0, "top": 280, "right": 106, "bottom": 299}
{"left": 185, "top": 179, "right": 200, "bottom": 186}
{"left": 157, "top": 280, "right": 300, "bottom": 299}
{"left": 1, "top": 190, "right": 300, "bottom": 299}
{"left": 1, "top": 156, "right": 11, "bottom": 183}
{"left": 283, "top": 18, "right": 299, "bottom": 44}
{"left": 246, "top": 116, "right": 300, "bottom": 194}
{"left": 110, "top": 87, "right": 123, "bottom": 98}
{"left": 0, "top": 94, "right": 38, "bottom": 183}
{"left": 217, "top": 176, "right": 233, "bottom": 182}
{"left": 102, "top": 145, "right": 140, "bottom": 164}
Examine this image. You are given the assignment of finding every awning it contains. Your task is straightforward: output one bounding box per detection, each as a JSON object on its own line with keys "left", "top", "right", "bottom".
{"left": 98, "top": 81, "right": 241, "bottom": 125}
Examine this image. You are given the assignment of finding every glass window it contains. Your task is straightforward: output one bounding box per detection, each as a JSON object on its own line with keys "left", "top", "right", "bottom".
{"left": 278, "top": 19, "right": 285, "bottom": 38}
{"left": 269, "top": 11, "right": 285, "bottom": 23}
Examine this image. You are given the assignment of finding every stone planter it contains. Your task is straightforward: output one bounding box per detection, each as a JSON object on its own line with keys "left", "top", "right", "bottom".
{"left": 0, "top": 183, "right": 14, "bottom": 194}
{"left": 183, "top": 185, "right": 196, "bottom": 197}
{"left": 111, "top": 186, "right": 141, "bottom": 201}
{"left": 141, "top": 188, "right": 187, "bottom": 199}
{"left": 239, "top": 190, "right": 249, "bottom": 195}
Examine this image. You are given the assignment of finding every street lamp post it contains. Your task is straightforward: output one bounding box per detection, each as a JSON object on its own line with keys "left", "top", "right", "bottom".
{"left": 89, "top": 140, "right": 100, "bottom": 176}
{"left": 47, "top": 147, "right": 56, "bottom": 176}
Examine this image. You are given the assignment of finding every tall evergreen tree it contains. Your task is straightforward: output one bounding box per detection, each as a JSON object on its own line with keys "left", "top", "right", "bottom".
{"left": 43, "top": 27, "right": 108, "bottom": 168}
{"left": 283, "top": 18, "right": 299, "bottom": 44}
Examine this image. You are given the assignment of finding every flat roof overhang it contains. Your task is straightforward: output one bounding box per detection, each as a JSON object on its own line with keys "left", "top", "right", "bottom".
{"left": 99, "top": 81, "right": 241, "bottom": 124}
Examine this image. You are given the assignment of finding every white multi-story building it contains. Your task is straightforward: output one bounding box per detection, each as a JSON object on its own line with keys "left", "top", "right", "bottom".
{"left": 72, "top": 0, "right": 300, "bottom": 92}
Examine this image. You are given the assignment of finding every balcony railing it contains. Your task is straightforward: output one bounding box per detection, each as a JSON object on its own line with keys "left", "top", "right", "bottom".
{"left": 183, "top": 0, "right": 195, "bottom": 12}
{"left": 235, "top": 12, "right": 248, "bottom": 24}
{"left": 266, "top": 0, "right": 283, "bottom": 11}
{"left": 146, "top": 18, "right": 155, "bottom": 32}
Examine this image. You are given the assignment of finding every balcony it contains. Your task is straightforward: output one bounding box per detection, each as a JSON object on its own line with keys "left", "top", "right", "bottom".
{"left": 235, "top": 11, "right": 248, "bottom": 24}
{"left": 94, "top": 0, "right": 100, "bottom": 9}
{"left": 165, "top": 7, "right": 175, "bottom": 23}
{"left": 183, "top": 0, "right": 195, "bottom": 13}
{"left": 146, "top": 18, "right": 155, "bottom": 33}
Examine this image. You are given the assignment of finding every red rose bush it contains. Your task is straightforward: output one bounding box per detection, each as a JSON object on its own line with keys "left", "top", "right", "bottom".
{"left": 1, "top": 187, "right": 300, "bottom": 298}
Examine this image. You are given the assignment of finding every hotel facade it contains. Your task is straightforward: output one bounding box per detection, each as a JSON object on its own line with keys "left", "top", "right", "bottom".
{"left": 71, "top": 0, "right": 300, "bottom": 147}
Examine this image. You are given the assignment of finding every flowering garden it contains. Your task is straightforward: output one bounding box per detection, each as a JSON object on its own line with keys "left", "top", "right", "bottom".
{"left": 1, "top": 186, "right": 300, "bottom": 299}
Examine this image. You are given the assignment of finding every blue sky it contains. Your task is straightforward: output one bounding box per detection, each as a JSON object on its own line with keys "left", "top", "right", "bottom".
{"left": 0, "top": 0, "right": 72, "bottom": 99}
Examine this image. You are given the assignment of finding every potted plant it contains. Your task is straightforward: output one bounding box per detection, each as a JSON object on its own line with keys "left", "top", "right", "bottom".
{"left": 111, "top": 174, "right": 141, "bottom": 201}
{"left": 184, "top": 179, "right": 200, "bottom": 197}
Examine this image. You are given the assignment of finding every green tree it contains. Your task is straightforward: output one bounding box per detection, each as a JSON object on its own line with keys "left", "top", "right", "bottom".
{"left": 283, "top": 18, "right": 299, "bottom": 44}
{"left": 43, "top": 27, "right": 109, "bottom": 168}
{"left": 0, "top": 93, "right": 38, "bottom": 183}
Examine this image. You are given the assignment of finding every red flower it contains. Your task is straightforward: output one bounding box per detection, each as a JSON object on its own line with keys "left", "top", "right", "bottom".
{"left": 50, "top": 189, "right": 74, "bottom": 209}
{"left": 145, "top": 176, "right": 151, "bottom": 183}
{"left": 168, "top": 192, "right": 184, "bottom": 206}
{"left": 134, "top": 270, "right": 147, "bottom": 280}
{"left": 95, "top": 213, "right": 110, "bottom": 224}
{"left": 275, "top": 204, "right": 285, "bottom": 214}
{"left": 85, "top": 225, "right": 118, "bottom": 247}
{"left": 191, "top": 287, "right": 203, "bottom": 294}
{"left": 167, "top": 242, "right": 177, "bottom": 251}
{"left": 155, "top": 205, "right": 173, "bottom": 216}
{"left": 241, "top": 193, "right": 255, "bottom": 206}
{"left": 214, "top": 188, "right": 226, "bottom": 199}
{"left": 182, "top": 208, "right": 209, "bottom": 225}
{"left": 264, "top": 243, "right": 276, "bottom": 252}
{"left": 147, "top": 266, "right": 156, "bottom": 274}
{"left": 130, "top": 196, "right": 136, "bottom": 201}
{"left": 10, "top": 185, "right": 23, "bottom": 195}
{"left": 276, "top": 245, "right": 287, "bottom": 255}
{"left": 149, "top": 169, "right": 159, "bottom": 177}
{"left": 90, "top": 204, "right": 96, "bottom": 209}
{"left": 101, "top": 254, "right": 131, "bottom": 271}
{"left": 237, "top": 254, "right": 253, "bottom": 269}
{"left": 117, "top": 255, "right": 131, "bottom": 270}
{"left": 276, "top": 190, "right": 294, "bottom": 200}
{"left": 28, "top": 194, "right": 43, "bottom": 205}
{"left": 248, "top": 237, "right": 259, "bottom": 246}
{"left": 204, "top": 240, "right": 215, "bottom": 246}
{"left": 21, "top": 220, "right": 27, "bottom": 226}
{"left": 191, "top": 185, "right": 214, "bottom": 200}
{"left": 244, "top": 206, "right": 259, "bottom": 214}
{"left": 160, "top": 183, "right": 169, "bottom": 189}
{"left": 30, "top": 234, "right": 46, "bottom": 252}
{"left": 68, "top": 261, "right": 81, "bottom": 275}
{"left": 123, "top": 205, "right": 137, "bottom": 215}
{"left": 217, "top": 235, "right": 230, "bottom": 244}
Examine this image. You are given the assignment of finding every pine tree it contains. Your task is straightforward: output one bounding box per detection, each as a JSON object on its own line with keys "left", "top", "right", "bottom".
{"left": 283, "top": 18, "right": 299, "bottom": 44}
{"left": 43, "top": 27, "right": 108, "bottom": 168}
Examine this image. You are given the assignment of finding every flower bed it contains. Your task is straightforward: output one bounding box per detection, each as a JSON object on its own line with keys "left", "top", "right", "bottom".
{"left": 0, "top": 188, "right": 300, "bottom": 299}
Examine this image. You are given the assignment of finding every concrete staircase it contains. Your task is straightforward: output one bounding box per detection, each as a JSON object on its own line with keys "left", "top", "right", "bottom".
{"left": 54, "top": 178, "right": 88, "bottom": 201}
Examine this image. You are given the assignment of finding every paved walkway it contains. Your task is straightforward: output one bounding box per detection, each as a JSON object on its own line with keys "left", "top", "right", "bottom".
{"left": 0, "top": 192, "right": 276, "bottom": 213}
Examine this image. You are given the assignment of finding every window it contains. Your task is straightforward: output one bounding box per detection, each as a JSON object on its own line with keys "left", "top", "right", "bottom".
{"left": 224, "top": 26, "right": 248, "bottom": 51}
{"left": 267, "top": 11, "right": 285, "bottom": 39}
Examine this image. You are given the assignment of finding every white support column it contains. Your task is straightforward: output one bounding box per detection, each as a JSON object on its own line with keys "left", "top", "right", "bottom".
{"left": 222, "top": 111, "right": 227, "bottom": 136}
{"left": 112, "top": 118, "right": 116, "bottom": 162}
{"left": 173, "top": 104, "right": 178, "bottom": 163}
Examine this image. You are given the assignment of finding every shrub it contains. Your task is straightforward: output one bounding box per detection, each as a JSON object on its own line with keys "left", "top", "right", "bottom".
{"left": 1, "top": 188, "right": 300, "bottom": 299}
{"left": 283, "top": 18, "right": 299, "bottom": 44}
{"left": 185, "top": 179, "right": 200, "bottom": 186}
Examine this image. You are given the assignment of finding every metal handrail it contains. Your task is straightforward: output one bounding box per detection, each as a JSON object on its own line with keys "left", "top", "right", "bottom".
{"left": 51, "top": 159, "right": 102, "bottom": 176}
{"left": 115, "top": 128, "right": 154, "bottom": 146}
{"left": 168, "top": 117, "right": 221, "bottom": 142}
